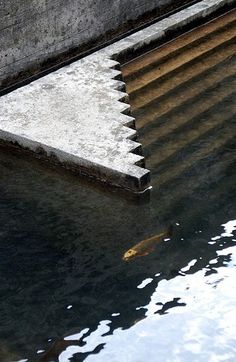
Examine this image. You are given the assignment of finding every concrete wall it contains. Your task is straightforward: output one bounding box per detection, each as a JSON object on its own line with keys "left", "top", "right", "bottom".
{"left": 0, "top": 0, "right": 193, "bottom": 90}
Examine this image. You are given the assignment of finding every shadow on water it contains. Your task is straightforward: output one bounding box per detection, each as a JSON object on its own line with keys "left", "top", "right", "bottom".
{"left": 1, "top": 11, "right": 236, "bottom": 361}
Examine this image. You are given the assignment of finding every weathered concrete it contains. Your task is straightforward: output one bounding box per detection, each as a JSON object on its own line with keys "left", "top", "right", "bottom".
{"left": 0, "top": 56, "right": 150, "bottom": 192}
{"left": 0, "top": 0, "right": 234, "bottom": 192}
{"left": 0, "top": 0, "right": 193, "bottom": 90}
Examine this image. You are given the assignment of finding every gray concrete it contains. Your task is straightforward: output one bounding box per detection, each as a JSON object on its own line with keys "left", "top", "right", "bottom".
{"left": 0, "top": 0, "right": 234, "bottom": 192}
{"left": 0, "top": 0, "right": 185, "bottom": 90}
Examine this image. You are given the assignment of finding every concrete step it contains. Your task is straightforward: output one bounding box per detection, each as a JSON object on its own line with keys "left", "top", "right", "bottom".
{"left": 122, "top": 9, "right": 236, "bottom": 82}
{"left": 127, "top": 24, "right": 236, "bottom": 101}
{"left": 136, "top": 56, "right": 236, "bottom": 131}
{"left": 133, "top": 42, "right": 236, "bottom": 125}
{"left": 141, "top": 79, "right": 236, "bottom": 151}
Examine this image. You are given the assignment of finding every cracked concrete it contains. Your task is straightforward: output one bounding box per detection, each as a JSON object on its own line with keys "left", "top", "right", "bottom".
{"left": 0, "top": 0, "right": 234, "bottom": 192}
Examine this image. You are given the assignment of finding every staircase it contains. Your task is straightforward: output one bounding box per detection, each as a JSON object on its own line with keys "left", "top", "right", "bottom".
{"left": 122, "top": 8, "right": 236, "bottom": 194}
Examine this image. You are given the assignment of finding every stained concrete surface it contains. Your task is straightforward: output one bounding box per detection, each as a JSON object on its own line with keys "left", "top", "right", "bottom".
{"left": 0, "top": 0, "right": 186, "bottom": 90}
{"left": 0, "top": 0, "right": 234, "bottom": 192}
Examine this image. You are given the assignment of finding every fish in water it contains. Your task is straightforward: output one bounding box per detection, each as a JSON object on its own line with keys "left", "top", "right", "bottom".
{"left": 122, "top": 226, "right": 173, "bottom": 261}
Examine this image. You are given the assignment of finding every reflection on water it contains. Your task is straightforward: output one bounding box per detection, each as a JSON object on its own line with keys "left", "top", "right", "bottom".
{"left": 1, "top": 10, "right": 236, "bottom": 362}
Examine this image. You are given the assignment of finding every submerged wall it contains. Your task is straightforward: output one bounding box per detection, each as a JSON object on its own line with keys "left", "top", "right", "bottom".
{"left": 0, "top": 0, "right": 193, "bottom": 90}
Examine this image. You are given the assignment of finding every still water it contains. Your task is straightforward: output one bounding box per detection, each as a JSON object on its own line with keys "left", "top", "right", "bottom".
{"left": 0, "top": 119, "right": 235, "bottom": 361}
{"left": 1, "top": 11, "right": 236, "bottom": 362}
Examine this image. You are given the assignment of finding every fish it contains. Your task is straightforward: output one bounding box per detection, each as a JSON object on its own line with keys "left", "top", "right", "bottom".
{"left": 122, "top": 226, "right": 173, "bottom": 261}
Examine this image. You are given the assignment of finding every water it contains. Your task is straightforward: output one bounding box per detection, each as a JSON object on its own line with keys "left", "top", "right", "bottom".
{"left": 0, "top": 123, "right": 235, "bottom": 361}
{"left": 1, "top": 12, "right": 236, "bottom": 362}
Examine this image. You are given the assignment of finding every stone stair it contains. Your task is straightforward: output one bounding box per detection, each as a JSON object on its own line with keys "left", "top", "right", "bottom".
{"left": 122, "top": 8, "right": 236, "bottom": 192}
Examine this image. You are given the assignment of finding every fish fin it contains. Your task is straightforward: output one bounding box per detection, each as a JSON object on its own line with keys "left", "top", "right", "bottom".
{"left": 139, "top": 248, "right": 155, "bottom": 257}
{"left": 138, "top": 252, "right": 149, "bottom": 257}
{"left": 141, "top": 252, "right": 150, "bottom": 256}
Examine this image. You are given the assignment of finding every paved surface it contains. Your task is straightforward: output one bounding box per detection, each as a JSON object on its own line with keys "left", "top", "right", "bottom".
{"left": 0, "top": 0, "right": 234, "bottom": 192}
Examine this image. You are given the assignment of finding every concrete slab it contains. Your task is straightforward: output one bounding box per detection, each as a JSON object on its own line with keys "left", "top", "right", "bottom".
{"left": 0, "top": 0, "right": 233, "bottom": 193}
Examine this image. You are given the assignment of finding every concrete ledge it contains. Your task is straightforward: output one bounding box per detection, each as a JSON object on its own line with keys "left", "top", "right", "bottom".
{"left": 0, "top": 56, "right": 150, "bottom": 193}
{"left": 104, "top": 0, "right": 235, "bottom": 60}
{"left": 0, "top": 0, "right": 234, "bottom": 193}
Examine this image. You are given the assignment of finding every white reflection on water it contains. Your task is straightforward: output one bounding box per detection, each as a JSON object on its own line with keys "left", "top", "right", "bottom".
{"left": 59, "top": 321, "right": 112, "bottom": 361}
{"left": 213, "top": 220, "right": 236, "bottom": 239}
{"left": 64, "top": 328, "right": 90, "bottom": 341}
{"left": 181, "top": 259, "right": 197, "bottom": 273}
{"left": 137, "top": 278, "right": 153, "bottom": 289}
{"left": 66, "top": 221, "right": 236, "bottom": 362}
{"left": 86, "top": 265, "right": 236, "bottom": 361}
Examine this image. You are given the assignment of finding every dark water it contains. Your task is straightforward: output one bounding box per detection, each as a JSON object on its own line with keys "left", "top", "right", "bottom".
{"left": 1, "top": 34, "right": 236, "bottom": 362}
{"left": 0, "top": 123, "right": 235, "bottom": 361}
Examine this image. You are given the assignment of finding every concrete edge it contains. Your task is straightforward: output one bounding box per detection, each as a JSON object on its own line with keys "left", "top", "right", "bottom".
{"left": 0, "top": 129, "right": 151, "bottom": 193}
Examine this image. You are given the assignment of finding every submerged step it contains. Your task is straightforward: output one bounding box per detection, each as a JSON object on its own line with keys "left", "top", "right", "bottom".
{"left": 133, "top": 42, "right": 236, "bottom": 126}
{"left": 122, "top": 7, "right": 236, "bottom": 191}
{"left": 152, "top": 147, "right": 235, "bottom": 216}
{"left": 122, "top": 9, "right": 236, "bottom": 81}
{"left": 146, "top": 93, "right": 236, "bottom": 166}
{"left": 141, "top": 75, "right": 236, "bottom": 149}
{"left": 132, "top": 43, "right": 236, "bottom": 116}
{"left": 127, "top": 25, "right": 236, "bottom": 98}
{"left": 160, "top": 160, "right": 236, "bottom": 226}
{"left": 152, "top": 113, "right": 236, "bottom": 181}
{"left": 136, "top": 56, "right": 236, "bottom": 133}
